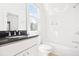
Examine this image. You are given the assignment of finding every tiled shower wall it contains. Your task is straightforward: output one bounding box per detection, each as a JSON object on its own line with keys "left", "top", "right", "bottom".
{"left": 40, "top": 3, "right": 79, "bottom": 48}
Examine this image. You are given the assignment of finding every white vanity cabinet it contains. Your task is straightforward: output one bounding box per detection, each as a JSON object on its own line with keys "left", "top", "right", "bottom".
{"left": 0, "top": 36, "right": 39, "bottom": 56}
{"left": 28, "top": 44, "right": 38, "bottom": 56}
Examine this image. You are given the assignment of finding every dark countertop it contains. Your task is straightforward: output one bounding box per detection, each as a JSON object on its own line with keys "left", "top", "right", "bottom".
{"left": 0, "top": 35, "right": 39, "bottom": 46}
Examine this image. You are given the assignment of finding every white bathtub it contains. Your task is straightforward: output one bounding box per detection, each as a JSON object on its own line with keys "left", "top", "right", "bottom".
{"left": 43, "top": 42, "right": 79, "bottom": 56}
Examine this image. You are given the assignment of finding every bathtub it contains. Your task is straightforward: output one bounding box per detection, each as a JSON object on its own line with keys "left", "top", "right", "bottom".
{"left": 43, "top": 42, "right": 79, "bottom": 56}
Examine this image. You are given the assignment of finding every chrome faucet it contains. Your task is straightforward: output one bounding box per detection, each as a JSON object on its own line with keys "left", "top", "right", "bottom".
{"left": 7, "top": 21, "right": 11, "bottom": 36}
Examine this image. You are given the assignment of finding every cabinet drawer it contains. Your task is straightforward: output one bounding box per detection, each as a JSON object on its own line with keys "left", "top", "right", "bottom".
{"left": 16, "top": 44, "right": 38, "bottom": 56}
{"left": 26, "top": 45, "right": 38, "bottom": 56}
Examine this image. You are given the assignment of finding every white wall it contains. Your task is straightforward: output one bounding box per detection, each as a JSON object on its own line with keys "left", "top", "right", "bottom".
{"left": 0, "top": 3, "right": 26, "bottom": 31}
{"left": 0, "top": 4, "right": 6, "bottom": 31}
{"left": 40, "top": 3, "right": 79, "bottom": 48}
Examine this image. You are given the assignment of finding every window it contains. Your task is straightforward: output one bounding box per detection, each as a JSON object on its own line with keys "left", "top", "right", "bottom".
{"left": 27, "top": 3, "right": 39, "bottom": 18}
{"left": 27, "top": 3, "right": 40, "bottom": 31}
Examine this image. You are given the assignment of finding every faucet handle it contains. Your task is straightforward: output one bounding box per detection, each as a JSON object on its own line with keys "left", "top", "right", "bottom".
{"left": 14, "top": 31, "right": 16, "bottom": 35}
{"left": 8, "top": 31, "right": 11, "bottom": 36}
{"left": 18, "top": 31, "right": 21, "bottom": 35}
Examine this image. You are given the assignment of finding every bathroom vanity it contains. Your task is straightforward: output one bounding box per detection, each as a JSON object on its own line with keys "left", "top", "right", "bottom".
{"left": 0, "top": 35, "right": 39, "bottom": 56}
{"left": 0, "top": 3, "right": 40, "bottom": 56}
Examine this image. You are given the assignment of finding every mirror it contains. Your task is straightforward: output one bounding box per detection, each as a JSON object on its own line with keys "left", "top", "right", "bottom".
{"left": 7, "top": 13, "right": 19, "bottom": 31}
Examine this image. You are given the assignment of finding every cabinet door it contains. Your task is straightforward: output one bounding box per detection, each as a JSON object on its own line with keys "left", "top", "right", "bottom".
{"left": 16, "top": 45, "right": 38, "bottom": 56}
{"left": 16, "top": 51, "right": 30, "bottom": 56}
{"left": 27, "top": 45, "right": 38, "bottom": 56}
{"left": 16, "top": 52, "right": 25, "bottom": 56}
